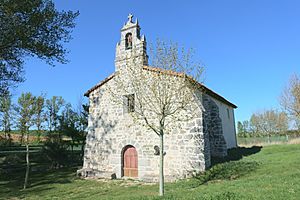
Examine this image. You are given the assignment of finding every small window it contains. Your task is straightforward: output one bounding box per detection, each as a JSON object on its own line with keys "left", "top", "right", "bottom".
{"left": 125, "top": 33, "right": 132, "bottom": 49}
{"left": 227, "top": 108, "right": 230, "bottom": 119}
{"left": 124, "top": 94, "right": 135, "bottom": 113}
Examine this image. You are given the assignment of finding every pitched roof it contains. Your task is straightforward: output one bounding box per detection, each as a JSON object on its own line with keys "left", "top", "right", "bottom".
{"left": 142, "top": 66, "right": 237, "bottom": 108}
{"left": 84, "top": 73, "right": 115, "bottom": 97}
{"left": 84, "top": 66, "right": 237, "bottom": 108}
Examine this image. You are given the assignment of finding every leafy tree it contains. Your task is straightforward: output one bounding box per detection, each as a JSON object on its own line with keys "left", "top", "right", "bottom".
{"left": 42, "top": 134, "right": 69, "bottom": 169}
{"left": 237, "top": 121, "right": 244, "bottom": 136}
{"left": 280, "top": 74, "right": 300, "bottom": 130}
{"left": 111, "top": 40, "right": 204, "bottom": 196}
{"left": 0, "top": 0, "right": 79, "bottom": 94}
{"left": 59, "top": 103, "right": 78, "bottom": 153}
{"left": 0, "top": 91, "right": 13, "bottom": 140}
{"left": 15, "top": 92, "right": 36, "bottom": 189}
{"left": 237, "top": 120, "right": 250, "bottom": 137}
{"left": 262, "top": 110, "right": 288, "bottom": 135}
{"left": 242, "top": 121, "right": 250, "bottom": 132}
{"left": 46, "top": 96, "right": 65, "bottom": 134}
{"left": 250, "top": 109, "right": 288, "bottom": 141}
{"left": 276, "top": 111, "right": 289, "bottom": 133}
{"left": 76, "top": 102, "right": 89, "bottom": 159}
{"left": 250, "top": 114, "right": 261, "bottom": 136}
{"left": 34, "top": 94, "right": 45, "bottom": 142}
{"left": 76, "top": 97, "right": 89, "bottom": 133}
{"left": 59, "top": 102, "right": 88, "bottom": 160}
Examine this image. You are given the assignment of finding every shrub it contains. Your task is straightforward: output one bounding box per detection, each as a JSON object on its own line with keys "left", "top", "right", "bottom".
{"left": 42, "top": 135, "right": 69, "bottom": 169}
{"left": 1, "top": 153, "right": 23, "bottom": 165}
{"left": 0, "top": 135, "right": 13, "bottom": 146}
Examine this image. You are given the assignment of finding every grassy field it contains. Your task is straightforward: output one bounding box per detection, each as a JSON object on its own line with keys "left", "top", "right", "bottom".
{"left": 1, "top": 144, "right": 300, "bottom": 199}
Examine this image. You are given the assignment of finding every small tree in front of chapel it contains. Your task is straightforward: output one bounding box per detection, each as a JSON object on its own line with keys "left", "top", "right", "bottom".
{"left": 15, "top": 92, "right": 36, "bottom": 189}
{"left": 111, "top": 40, "right": 204, "bottom": 196}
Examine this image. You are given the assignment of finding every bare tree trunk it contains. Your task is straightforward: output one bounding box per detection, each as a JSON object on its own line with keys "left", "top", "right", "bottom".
{"left": 159, "top": 133, "right": 164, "bottom": 196}
{"left": 8, "top": 133, "right": 11, "bottom": 146}
{"left": 58, "top": 132, "right": 61, "bottom": 143}
{"left": 71, "top": 139, "right": 74, "bottom": 161}
{"left": 37, "top": 128, "right": 41, "bottom": 143}
{"left": 20, "top": 132, "right": 24, "bottom": 144}
{"left": 24, "top": 131, "right": 30, "bottom": 189}
{"left": 81, "top": 140, "right": 85, "bottom": 162}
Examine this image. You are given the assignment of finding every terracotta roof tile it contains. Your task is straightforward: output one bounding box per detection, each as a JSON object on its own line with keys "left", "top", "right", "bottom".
{"left": 143, "top": 66, "right": 237, "bottom": 108}
{"left": 84, "top": 73, "right": 115, "bottom": 97}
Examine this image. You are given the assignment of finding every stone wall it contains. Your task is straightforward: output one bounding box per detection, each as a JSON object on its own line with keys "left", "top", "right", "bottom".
{"left": 82, "top": 79, "right": 208, "bottom": 182}
{"left": 202, "top": 94, "right": 228, "bottom": 157}
{"left": 213, "top": 100, "right": 237, "bottom": 149}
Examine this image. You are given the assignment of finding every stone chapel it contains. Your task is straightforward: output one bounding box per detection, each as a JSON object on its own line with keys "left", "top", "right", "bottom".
{"left": 79, "top": 14, "right": 237, "bottom": 182}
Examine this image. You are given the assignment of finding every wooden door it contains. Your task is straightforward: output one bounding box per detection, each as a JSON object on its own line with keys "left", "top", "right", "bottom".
{"left": 123, "top": 146, "right": 138, "bottom": 177}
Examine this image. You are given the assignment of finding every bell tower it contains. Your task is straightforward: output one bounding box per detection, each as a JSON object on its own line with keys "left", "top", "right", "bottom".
{"left": 115, "top": 14, "right": 148, "bottom": 71}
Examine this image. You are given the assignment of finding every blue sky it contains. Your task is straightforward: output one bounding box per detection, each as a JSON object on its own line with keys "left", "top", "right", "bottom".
{"left": 16, "top": 0, "right": 300, "bottom": 123}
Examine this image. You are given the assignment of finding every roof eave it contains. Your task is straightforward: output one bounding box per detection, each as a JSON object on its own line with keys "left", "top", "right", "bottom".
{"left": 84, "top": 74, "right": 115, "bottom": 97}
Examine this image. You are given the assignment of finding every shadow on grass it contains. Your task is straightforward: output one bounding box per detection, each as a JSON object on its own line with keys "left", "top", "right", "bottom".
{"left": 0, "top": 143, "right": 83, "bottom": 199}
{"left": 211, "top": 145, "right": 262, "bottom": 166}
{"left": 0, "top": 166, "right": 78, "bottom": 199}
{"left": 189, "top": 146, "right": 262, "bottom": 187}
{"left": 29, "top": 169, "right": 73, "bottom": 187}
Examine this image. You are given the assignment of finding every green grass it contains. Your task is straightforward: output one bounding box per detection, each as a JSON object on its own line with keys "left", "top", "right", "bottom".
{"left": 1, "top": 144, "right": 300, "bottom": 199}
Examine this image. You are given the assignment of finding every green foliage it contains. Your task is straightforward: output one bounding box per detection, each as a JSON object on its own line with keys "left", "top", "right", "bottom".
{"left": 34, "top": 95, "right": 45, "bottom": 141}
{"left": 46, "top": 96, "right": 65, "bottom": 132}
{"left": 59, "top": 103, "right": 78, "bottom": 136}
{"left": 0, "top": 135, "right": 13, "bottom": 146}
{"left": 15, "top": 92, "right": 36, "bottom": 138}
{"left": 1, "top": 153, "right": 23, "bottom": 166}
{"left": 237, "top": 121, "right": 243, "bottom": 135}
{"left": 0, "top": 0, "right": 79, "bottom": 93}
{"left": 59, "top": 103, "right": 87, "bottom": 154}
{"left": 1, "top": 144, "right": 300, "bottom": 199}
{"left": 0, "top": 92, "right": 13, "bottom": 137}
{"left": 15, "top": 92, "right": 38, "bottom": 189}
{"left": 237, "top": 120, "right": 251, "bottom": 137}
{"left": 42, "top": 135, "right": 69, "bottom": 169}
{"left": 0, "top": 93, "right": 88, "bottom": 163}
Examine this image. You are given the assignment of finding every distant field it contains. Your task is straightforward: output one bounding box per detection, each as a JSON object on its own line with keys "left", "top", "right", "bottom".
{"left": 0, "top": 132, "right": 79, "bottom": 146}
{"left": 1, "top": 144, "right": 300, "bottom": 199}
{"left": 0, "top": 130, "right": 47, "bottom": 136}
{"left": 237, "top": 135, "right": 300, "bottom": 146}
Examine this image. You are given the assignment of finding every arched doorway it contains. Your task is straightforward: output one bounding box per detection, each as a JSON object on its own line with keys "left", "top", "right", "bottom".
{"left": 122, "top": 145, "right": 138, "bottom": 177}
